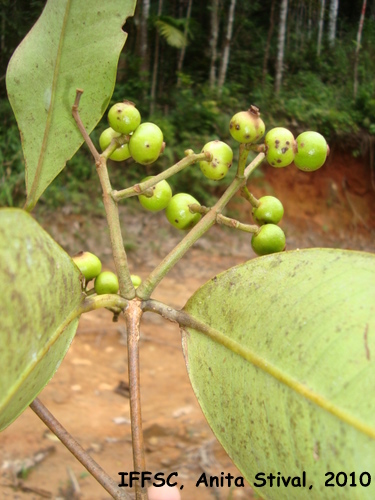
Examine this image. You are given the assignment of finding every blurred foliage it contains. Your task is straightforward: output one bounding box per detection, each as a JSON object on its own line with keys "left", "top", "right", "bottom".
{"left": 1, "top": 0, "right": 375, "bottom": 209}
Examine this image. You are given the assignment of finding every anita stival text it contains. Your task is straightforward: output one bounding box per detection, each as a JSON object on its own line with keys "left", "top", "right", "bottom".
{"left": 117, "top": 470, "right": 314, "bottom": 490}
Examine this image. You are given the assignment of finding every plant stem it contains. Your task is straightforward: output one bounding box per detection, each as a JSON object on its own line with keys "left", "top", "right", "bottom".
{"left": 72, "top": 90, "right": 136, "bottom": 300}
{"left": 125, "top": 299, "right": 147, "bottom": 500}
{"left": 216, "top": 213, "right": 259, "bottom": 233}
{"left": 237, "top": 143, "right": 249, "bottom": 176}
{"left": 95, "top": 156, "right": 136, "bottom": 299}
{"left": 136, "top": 153, "right": 265, "bottom": 300}
{"left": 241, "top": 186, "right": 260, "bottom": 208}
{"left": 30, "top": 398, "right": 131, "bottom": 500}
{"left": 112, "top": 152, "right": 209, "bottom": 201}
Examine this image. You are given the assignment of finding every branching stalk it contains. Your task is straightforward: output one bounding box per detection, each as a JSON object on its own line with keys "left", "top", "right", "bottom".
{"left": 136, "top": 153, "right": 265, "bottom": 299}
{"left": 112, "top": 152, "right": 209, "bottom": 202}
{"left": 72, "top": 89, "right": 135, "bottom": 300}
{"left": 30, "top": 398, "right": 132, "bottom": 500}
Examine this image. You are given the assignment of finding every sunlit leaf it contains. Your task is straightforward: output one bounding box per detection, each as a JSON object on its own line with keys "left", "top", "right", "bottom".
{"left": 182, "top": 249, "right": 375, "bottom": 499}
{"left": 6, "top": 0, "right": 136, "bottom": 211}
{"left": 155, "top": 20, "right": 187, "bottom": 49}
{"left": 0, "top": 208, "right": 84, "bottom": 431}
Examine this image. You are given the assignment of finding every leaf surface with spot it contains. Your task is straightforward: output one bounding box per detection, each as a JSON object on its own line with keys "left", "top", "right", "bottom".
{"left": 0, "top": 208, "right": 84, "bottom": 431}
{"left": 182, "top": 249, "right": 375, "bottom": 500}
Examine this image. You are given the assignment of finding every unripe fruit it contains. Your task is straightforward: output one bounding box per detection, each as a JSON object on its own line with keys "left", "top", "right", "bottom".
{"left": 94, "top": 271, "right": 119, "bottom": 295}
{"left": 131, "top": 274, "right": 142, "bottom": 288}
{"left": 199, "top": 140, "right": 233, "bottom": 180}
{"left": 294, "top": 131, "right": 328, "bottom": 171}
{"left": 72, "top": 251, "right": 102, "bottom": 281}
{"left": 229, "top": 105, "right": 265, "bottom": 144}
{"left": 138, "top": 176, "right": 172, "bottom": 212}
{"left": 99, "top": 127, "right": 131, "bottom": 161}
{"left": 129, "top": 122, "right": 164, "bottom": 165}
{"left": 251, "top": 224, "right": 286, "bottom": 256}
{"left": 265, "top": 127, "right": 295, "bottom": 168}
{"left": 107, "top": 101, "right": 141, "bottom": 135}
{"left": 165, "top": 193, "right": 202, "bottom": 230}
{"left": 253, "top": 196, "right": 284, "bottom": 225}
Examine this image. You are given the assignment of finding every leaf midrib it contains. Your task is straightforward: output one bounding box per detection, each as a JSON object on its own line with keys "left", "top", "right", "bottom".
{"left": 26, "top": 0, "right": 72, "bottom": 211}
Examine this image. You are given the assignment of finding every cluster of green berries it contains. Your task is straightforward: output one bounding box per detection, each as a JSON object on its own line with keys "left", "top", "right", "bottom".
{"left": 99, "top": 101, "right": 164, "bottom": 165}
{"left": 101, "top": 100, "right": 328, "bottom": 257}
{"left": 72, "top": 251, "right": 141, "bottom": 294}
{"left": 138, "top": 176, "right": 202, "bottom": 231}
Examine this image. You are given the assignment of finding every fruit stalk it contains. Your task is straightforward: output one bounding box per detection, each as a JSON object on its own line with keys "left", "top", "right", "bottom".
{"left": 112, "top": 152, "right": 209, "bottom": 201}
{"left": 136, "top": 152, "right": 265, "bottom": 300}
{"left": 217, "top": 214, "right": 259, "bottom": 233}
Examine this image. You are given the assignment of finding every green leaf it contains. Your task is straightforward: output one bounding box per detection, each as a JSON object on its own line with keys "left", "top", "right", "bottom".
{"left": 182, "top": 249, "right": 375, "bottom": 499}
{"left": 6, "top": 0, "right": 136, "bottom": 211}
{"left": 0, "top": 208, "right": 84, "bottom": 431}
{"left": 155, "top": 19, "right": 187, "bottom": 49}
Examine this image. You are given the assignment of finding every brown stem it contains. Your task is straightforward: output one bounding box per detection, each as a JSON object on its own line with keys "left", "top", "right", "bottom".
{"left": 125, "top": 299, "right": 147, "bottom": 500}
{"left": 72, "top": 90, "right": 101, "bottom": 162}
{"left": 30, "top": 398, "right": 131, "bottom": 500}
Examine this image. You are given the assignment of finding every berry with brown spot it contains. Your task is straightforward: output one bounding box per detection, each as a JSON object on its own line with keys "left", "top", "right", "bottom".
{"left": 199, "top": 140, "right": 233, "bottom": 180}
{"left": 129, "top": 122, "right": 164, "bottom": 165}
{"left": 229, "top": 105, "right": 265, "bottom": 144}
{"left": 265, "top": 127, "right": 296, "bottom": 168}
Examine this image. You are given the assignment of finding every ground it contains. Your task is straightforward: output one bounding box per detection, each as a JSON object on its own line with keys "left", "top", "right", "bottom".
{"left": 1, "top": 152, "right": 374, "bottom": 499}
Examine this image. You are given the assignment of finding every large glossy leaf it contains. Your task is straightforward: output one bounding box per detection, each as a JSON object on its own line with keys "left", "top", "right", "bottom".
{"left": 0, "top": 208, "right": 84, "bottom": 431}
{"left": 182, "top": 249, "right": 375, "bottom": 499}
{"left": 6, "top": 0, "right": 136, "bottom": 211}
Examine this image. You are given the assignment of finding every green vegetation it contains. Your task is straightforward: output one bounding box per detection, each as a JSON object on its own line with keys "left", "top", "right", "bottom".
{"left": 1, "top": 0, "right": 374, "bottom": 208}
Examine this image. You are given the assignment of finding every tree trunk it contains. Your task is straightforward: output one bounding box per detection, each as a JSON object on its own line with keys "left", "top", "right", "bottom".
{"left": 218, "top": 0, "right": 236, "bottom": 91}
{"left": 317, "top": 0, "right": 326, "bottom": 56}
{"left": 275, "top": 0, "right": 288, "bottom": 94}
{"left": 150, "top": 0, "right": 163, "bottom": 115}
{"left": 177, "top": 0, "right": 193, "bottom": 82}
{"left": 209, "top": 0, "right": 219, "bottom": 89}
{"left": 328, "top": 0, "right": 339, "bottom": 47}
{"left": 353, "top": 0, "right": 368, "bottom": 99}
{"left": 262, "top": 0, "right": 276, "bottom": 85}
{"left": 140, "top": 0, "right": 150, "bottom": 77}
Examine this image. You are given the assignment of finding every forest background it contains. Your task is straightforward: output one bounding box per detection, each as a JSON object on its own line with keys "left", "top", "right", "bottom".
{"left": 0, "top": 0, "right": 374, "bottom": 210}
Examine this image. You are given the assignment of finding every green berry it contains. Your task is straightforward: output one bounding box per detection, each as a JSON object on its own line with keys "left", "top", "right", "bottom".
{"left": 199, "top": 140, "right": 233, "bottom": 180}
{"left": 165, "top": 193, "right": 202, "bottom": 230}
{"left": 72, "top": 251, "right": 102, "bottom": 281}
{"left": 99, "top": 127, "right": 131, "bottom": 161}
{"left": 253, "top": 196, "right": 284, "bottom": 225}
{"left": 129, "top": 122, "right": 164, "bottom": 165}
{"left": 265, "top": 127, "right": 295, "bottom": 168}
{"left": 138, "top": 176, "right": 172, "bottom": 212}
{"left": 131, "top": 274, "right": 142, "bottom": 288}
{"left": 94, "top": 271, "right": 119, "bottom": 295}
{"left": 251, "top": 224, "right": 286, "bottom": 256}
{"left": 294, "top": 131, "right": 328, "bottom": 172}
{"left": 107, "top": 101, "right": 141, "bottom": 135}
{"left": 229, "top": 105, "right": 265, "bottom": 144}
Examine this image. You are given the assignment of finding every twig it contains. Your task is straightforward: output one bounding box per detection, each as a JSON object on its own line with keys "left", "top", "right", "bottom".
{"left": 72, "top": 89, "right": 136, "bottom": 299}
{"left": 29, "top": 398, "right": 131, "bottom": 500}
